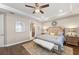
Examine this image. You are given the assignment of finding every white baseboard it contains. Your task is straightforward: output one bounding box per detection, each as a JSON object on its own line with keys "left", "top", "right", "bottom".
{"left": 5, "top": 39, "right": 32, "bottom": 47}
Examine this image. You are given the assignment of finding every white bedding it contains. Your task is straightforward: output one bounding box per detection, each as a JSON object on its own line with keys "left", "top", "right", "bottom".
{"left": 36, "top": 34, "right": 64, "bottom": 50}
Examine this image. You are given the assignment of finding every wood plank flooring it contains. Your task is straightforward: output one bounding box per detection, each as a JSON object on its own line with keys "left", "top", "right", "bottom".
{"left": 0, "top": 42, "right": 30, "bottom": 55}
{"left": 65, "top": 44, "right": 79, "bottom": 55}
{"left": 0, "top": 41, "right": 79, "bottom": 55}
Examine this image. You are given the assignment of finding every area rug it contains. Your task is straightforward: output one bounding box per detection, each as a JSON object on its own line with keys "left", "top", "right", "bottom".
{"left": 22, "top": 41, "right": 73, "bottom": 55}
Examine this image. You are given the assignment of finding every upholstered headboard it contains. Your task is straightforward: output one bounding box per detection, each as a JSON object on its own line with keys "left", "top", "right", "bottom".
{"left": 47, "top": 26, "right": 64, "bottom": 36}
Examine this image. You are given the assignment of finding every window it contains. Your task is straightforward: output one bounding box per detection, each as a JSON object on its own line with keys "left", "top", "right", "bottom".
{"left": 16, "top": 21, "right": 25, "bottom": 32}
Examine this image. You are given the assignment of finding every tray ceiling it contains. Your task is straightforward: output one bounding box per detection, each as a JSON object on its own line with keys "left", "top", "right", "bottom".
{"left": 3, "top": 3, "right": 79, "bottom": 21}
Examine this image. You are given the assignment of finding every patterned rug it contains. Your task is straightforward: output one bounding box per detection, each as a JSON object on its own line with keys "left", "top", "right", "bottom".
{"left": 22, "top": 41, "right": 73, "bottom": 55}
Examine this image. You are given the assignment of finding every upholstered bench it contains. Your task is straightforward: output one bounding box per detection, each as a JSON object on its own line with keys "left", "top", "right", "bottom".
{"left": 33, "top": 39, "right": 63, "bottom": 54}
{"left": 33, "top": 39, "right": 56, "bottom": 51}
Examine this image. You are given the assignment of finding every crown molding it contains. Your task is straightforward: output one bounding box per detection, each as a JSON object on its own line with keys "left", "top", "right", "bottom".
{"left": 43, "top": 10, "right": 79, "bottom": 23}
{"left": 0, "top": 3, "right": 42, "bottom": 22}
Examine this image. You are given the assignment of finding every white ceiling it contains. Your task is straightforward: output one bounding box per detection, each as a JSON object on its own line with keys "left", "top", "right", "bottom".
{"left": 2, "top": 3, "right": 79, "bottom": 21}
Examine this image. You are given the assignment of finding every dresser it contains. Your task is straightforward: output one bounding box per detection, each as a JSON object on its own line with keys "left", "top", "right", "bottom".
{"left": 65, "top": 36, "right": 79, "bottom": 46}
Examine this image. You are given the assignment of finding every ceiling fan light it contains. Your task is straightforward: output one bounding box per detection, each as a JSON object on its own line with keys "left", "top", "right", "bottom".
{"left": 35, "top": 9, "right": 40, "bottom": 13}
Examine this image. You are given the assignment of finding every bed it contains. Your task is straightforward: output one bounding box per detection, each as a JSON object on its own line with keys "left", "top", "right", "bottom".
{"left": 33, "top": 26, "right": 65, "bottom": 53}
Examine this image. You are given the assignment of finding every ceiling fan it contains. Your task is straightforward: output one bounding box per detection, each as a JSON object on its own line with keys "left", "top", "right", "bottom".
{"left": 25, "top": 3, "right": 49, "bottom": 14}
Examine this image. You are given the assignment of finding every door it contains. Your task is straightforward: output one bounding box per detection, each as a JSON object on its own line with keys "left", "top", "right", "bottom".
{"left": 0, "top": 14, "right": 4, "bottom": 47}
{"left": 31, "top": 23, "right": 35, "bottom": 38}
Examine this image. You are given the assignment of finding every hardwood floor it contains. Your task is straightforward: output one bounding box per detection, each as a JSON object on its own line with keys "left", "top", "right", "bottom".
{"left": 65, "top": 44, "right": 79, "bottom": 55}
{"left": 0, "top": 41, "right": 79, "bottom": 55}
{"left": 0, "top": 42, "right": 30, "bottom": 55}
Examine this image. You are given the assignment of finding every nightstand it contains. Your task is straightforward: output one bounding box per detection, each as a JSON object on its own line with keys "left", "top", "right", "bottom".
{"left": 65, "top": 36, "right": 79, "bottom": 46}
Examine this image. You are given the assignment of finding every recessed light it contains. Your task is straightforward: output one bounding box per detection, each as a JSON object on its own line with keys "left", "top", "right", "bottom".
{"left": 59, "top": 9, "right": 63, "bottom": 13}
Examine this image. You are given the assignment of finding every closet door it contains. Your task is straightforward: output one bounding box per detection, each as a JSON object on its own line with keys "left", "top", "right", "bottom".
{"left": 0, "top": 14, "right": 4, "bottom": 47}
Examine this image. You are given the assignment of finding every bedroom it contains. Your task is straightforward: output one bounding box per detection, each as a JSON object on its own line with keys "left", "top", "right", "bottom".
{"left": 0, "top": 3, "right": 79, "bottom": 55}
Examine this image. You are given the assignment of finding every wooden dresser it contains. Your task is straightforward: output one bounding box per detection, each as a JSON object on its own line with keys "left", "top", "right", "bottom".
{"left": 65, "top": 36, "right": 79, "bottom": 46}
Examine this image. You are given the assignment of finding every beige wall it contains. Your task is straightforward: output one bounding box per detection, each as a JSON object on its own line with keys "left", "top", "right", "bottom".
{"left": 0, "top": 14, "right": 4, "bottom": 34}
{"left": 5, "top": 14, "right": 32, "bottom": 46}
{"left": 57, "top": 15, "right": 79, "bottom": 28}
{"left": 0, "top": 14, "right": 4, "bottom": 47}
{"left": 42, "top": 15, "right": 79, "bottom": 36}
{"left": 43, "top": 15, "right": 79, "bottom": 28}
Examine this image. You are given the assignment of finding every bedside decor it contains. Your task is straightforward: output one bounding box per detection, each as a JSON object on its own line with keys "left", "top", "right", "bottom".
{"left": 65, "top": 28, "right": 77, "bottom": 37}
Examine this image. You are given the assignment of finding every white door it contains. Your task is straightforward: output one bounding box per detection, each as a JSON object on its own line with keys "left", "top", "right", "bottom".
{"left": 0, "top": 14, "right": 4, "bottom": 47}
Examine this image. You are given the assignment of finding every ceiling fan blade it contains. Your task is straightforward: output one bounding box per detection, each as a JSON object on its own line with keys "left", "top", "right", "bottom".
{"left": 40, "top": 4, "right": 49, "bottom": 8}
{"left": 25, "top": 5, "right": 34, "bottom": 8}
{"left": 33, "top": 11, "right": 35, "bottom": 14}
{"left": 40, "top": 10, "right": 44, "bottom": 14}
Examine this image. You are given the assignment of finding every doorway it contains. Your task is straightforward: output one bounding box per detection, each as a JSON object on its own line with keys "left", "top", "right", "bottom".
{"left": 32, "top": 23, "right": 35, "bottom": 38}
{"left": 30, "top": 23, "right": 35, "bottom": 38}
